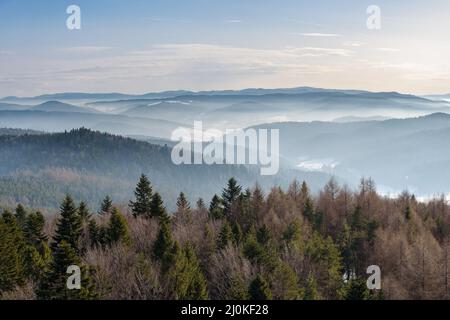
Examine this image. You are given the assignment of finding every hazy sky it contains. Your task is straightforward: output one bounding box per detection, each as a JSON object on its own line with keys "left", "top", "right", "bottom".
{"left": 1, "top": 0, "right": 450, "bottom": 96}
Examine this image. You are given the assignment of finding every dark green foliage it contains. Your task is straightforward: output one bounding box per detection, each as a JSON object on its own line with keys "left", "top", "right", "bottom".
{"left": 99, "top": 196, "right": 113, "bottom": 215}
{"left": 209, "top": 194, "right": 224, "bottom": 220}
{"left": 52, "top": 195, "right": 82, "bottom": 253}
{"left": 153, "top": 221, "right": 174, "bottom": 266}
{"left": 256, "top": 225, "right": 272, "bottom": 246}
{"left": 15, "top": 204, "right": 27, "bottom": 229}
{"left": 129, "top": 174, "right": 153, "bottom": 218}
{"left": 344, "top": 277, "right": 371, "bottom": 300}
{"left": 107, "top": 208, "right": 131, "bottom": 246}
{"left": 24, "top": 211, "right": 48, "bottom": 246}
{"left": 249, "top": 275, "right": 272, "bottom": 300}
{"left": 78, "top": 202, "right": 91, "bottom": 222}
{"left": 217, "top": 220, "right": 234, "bottom": 250}
{"left": 0, "top": 211, "right": 26, "bottom": 293}
{"left": 37, "top": 240, "right": 97, "bottom": 300}
{"left": 222, "top": 178, "right": 242, "bottom": 217}
{"left": 151, "top": 192, "right": 169, "bottom": 222}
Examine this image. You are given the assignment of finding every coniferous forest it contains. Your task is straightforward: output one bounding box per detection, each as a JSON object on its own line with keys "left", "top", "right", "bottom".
{"left": 1, "top": 174, "right": 450, "bottom": 300}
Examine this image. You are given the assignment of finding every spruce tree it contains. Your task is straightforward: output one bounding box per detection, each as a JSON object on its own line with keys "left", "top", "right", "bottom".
{"left": 217, "top": 220, "right": 233, "bottom": 250}
{"left": 98, "top": 196, "right": 113, "bottom": 215}
{"left": 37, "top": 240, "right": 97, "bottom": 300}
{"left": 249, "top": 275, "right": 272, "bottom": 300}
{"left": 153, "top": 220, "right": 174, "bottom": 265}
{"left": 78, "top": 202, "right": 91, "bottom": 222}
{"left": 129, "top": 174, "right": 153, "bottom": 218}
{"left": 175, "top": 192, "right": 192, "bottom": 223}
{"left": 52, "top": 195, "right": 82, "bottom": 253}
{"left": 209, "top": 195, "right": 224, "bottom": 220}
{"left": 151, "top": 192, "right": 169, "bottom": 221}
{"left": 24, "top": 211, "right": 48, "bottom": 246}
{"left": 0, "top": 212, "right": 26, "bottom": 293}
{"left": 107, "top": 208, "right": 131, "bottom": 246}
{"left": 222, "top": 178, "right": 242, "bottom": 216}
{"left": 15, "top": 204, "right": 27, "bottom": 230}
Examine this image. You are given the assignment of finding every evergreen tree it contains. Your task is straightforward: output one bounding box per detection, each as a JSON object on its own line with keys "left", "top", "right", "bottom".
{"left": 37, "top": 240, "right": 97, "bottom": 300}
{"left": 222, "top": 178, "right": 242, "bottom": 217}
{"left": 151, "top": 192, "right": 169, "bottom": 222}
{"left": 196, "top": 198, "right": 207, "bottom": 212}
{"left": 0, "top": 212, "right": 26, "bottom": 293}
{"left": 15, "top": 204, "right": 27, "bottom": 229}
{"left": 52, "top": 195, "right": 82, "bottom": 253}
{"left": 153, "top": 221, "right": 174, "bottom": 265}
{"left": 217, "top": 220, "right": 233, "bottom": 250}
{"left": 99, "top": 196, "right": 113, "bottom": 215}
{"left": 78, "top": 202, "right": 91, "bottom": 222}
{"left": 24, "top": 211, "right": 48, "bottom": 246}
{"left": 344, "top": 277, "right": 371, "bottom": 300}
{"left": 129, "top": 174, "right": 153, "bottom": 218}
{"left": 107, "top": 208, "right": 131, "bottom": 246}
{"left": 249, "top": 275, "right": 272, "bottom": 300}
{"left": 209, "top": 194, "right": 224, "bottom": 220}
{"left": 256, "top": 224, "right": 272, "bottom": 246}
{"left": 175, "top": 192, "right": 192, "bottom": 223}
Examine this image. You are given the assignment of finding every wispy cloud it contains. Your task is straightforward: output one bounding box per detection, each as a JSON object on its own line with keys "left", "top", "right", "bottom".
{"left": 57, "top": 46, "right": 113, "bottom": 53}
{"left": 299, "top": 33, "right": 340, "bottom": 37}
{"left": 225, "top": 19, "right": 242, "bottom": 23}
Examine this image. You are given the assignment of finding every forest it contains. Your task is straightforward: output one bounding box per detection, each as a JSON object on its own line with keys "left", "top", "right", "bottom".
{"left": 1, "top": 174, "right": 449, "bottom": 300}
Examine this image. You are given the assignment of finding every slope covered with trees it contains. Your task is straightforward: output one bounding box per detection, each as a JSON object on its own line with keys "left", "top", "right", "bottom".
{"left": 1, "top": 175, "right": 449, "bottom": 300}
{"left": 0, "top": 128, "right": 330, "bottom": 210}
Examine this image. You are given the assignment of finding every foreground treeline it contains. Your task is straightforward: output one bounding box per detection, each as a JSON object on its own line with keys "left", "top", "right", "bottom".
{"left": 1, "top": 175, "right": 450, "bottom": 300}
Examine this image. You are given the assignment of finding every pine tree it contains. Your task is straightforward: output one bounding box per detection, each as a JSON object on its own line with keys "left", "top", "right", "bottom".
{"left": 37, "top": 240, "right": 97, "bottom": 300}
{"left": 52, "top": 195, "right": 82, "bottom": 253}
{"left": 222, "top": 178, "right": 242, "bottom": 217}
{"left": 78, "top": 202, "right": 91, "bottom": 222}
{"left": 256, "top": 224, "right": 272, "bottom": 246}
{"left": 151, "top": 192, "right": 169, "bottom": 222}
{"left": 175, "top": 192, "right": 192, "bottom": 223}
{"left": 129, "top": 174, "right": 153, "bottom": 218}
{"left": 15, "top": 204, "right": 27, "bottom": 230}
{"left": 344, "top": 277, "right": 371, "bottom": 300}
{"left": 209, "top": 195, "right": 224, "bottom": 220}
{"left": 217, "top": 220, "right": 233, "bottom": 250}
{"left": 153, "top": 221, "right": 174, "bottom": 265}
{"left": 249, "top": 275, "right": 272, "bottom": 300}
{"left": 24, "top": 211, "right": 48, "bottom": 246}
{"left": 0, "top": 212, "right": 26, "bottom": 293}
{"left": 98, "top": 196, "right": 112, "bottom": 215}
{"left": 107, "top": 208, "right": 131, "bottom": 246}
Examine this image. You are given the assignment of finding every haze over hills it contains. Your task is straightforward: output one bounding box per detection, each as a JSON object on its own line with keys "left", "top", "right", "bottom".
{"left": 0, "top": 128, "right": 330, "bottom": 210}
{"left": 1, "top": 86, "right": 450, "bottom": 203}
{"left": 252, "top": 112, "right": 450, "bottom": 195}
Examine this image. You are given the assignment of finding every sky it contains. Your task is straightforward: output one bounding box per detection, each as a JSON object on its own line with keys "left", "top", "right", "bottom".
{"left": 1, "top": 0, "right": 450, "bottom": 97}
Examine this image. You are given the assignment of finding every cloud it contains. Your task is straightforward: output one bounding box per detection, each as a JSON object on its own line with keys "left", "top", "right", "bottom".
{"left": 343, "top": 41, "right": 365, "bottom": 47}
{"left": 225, "top": 19, "right": 242, "bottom": 23}
{"left": 57, "top": 46, "right": 113, "bottom": 53}
{"left": 299, "top": 33, "right": 341, "bottom": 37}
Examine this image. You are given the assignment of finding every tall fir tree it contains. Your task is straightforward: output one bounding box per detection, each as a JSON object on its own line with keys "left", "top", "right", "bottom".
{"left": 249, "top": 275, "right": 272, "bottom": 300}
{"left": 52, "top": 195, "right": 82, "bottom": 253}
{"left": 107, "top": 208, "right": 131, "bottom": 246}
{"left": 0, "top": 211, "right": 26, "bottom": 293}
{"left": 151, "top": 192, "right": 169, "bottom": 222}
{"left": 217, "top": 220, "right": 233, "bottom": 250}
{"left": 98, "top": 196, "right": 113, "bottom": 215}
{"left": 222, "top": 178, "right": 242, "bottom": 217}
{"left": 129, "top": 174, "right": 153, "bottom": 218}
{"left": 209, "top": 195, "right": 224, "bottom": 220}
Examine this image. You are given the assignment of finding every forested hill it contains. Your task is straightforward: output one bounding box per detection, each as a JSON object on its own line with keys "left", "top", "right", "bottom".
{"left": 0, "top": 128, "right": 330, "bottom": 210}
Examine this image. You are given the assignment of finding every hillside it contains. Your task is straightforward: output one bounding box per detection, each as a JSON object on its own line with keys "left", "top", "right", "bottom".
{"left": 0, "top": 128, "right": 330, "bottom": 210}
